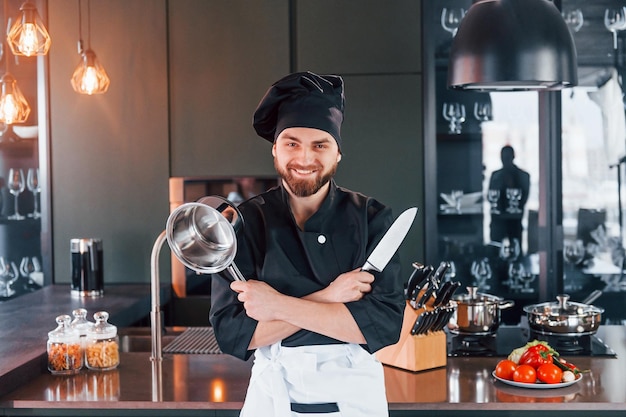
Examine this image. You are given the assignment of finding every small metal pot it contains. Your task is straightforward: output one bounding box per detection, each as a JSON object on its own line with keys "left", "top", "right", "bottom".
{"left": 523, "top": 294, "right": 604, "bottom": 335}
{"left": 450, "top": 287, "right": 515, "bottom": 335}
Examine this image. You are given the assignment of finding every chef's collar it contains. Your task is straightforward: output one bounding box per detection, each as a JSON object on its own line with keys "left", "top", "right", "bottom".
{"left": 279, "top": 179, "right": 339, "bottom": 230}
{"left": 253, "top": 71, "right": 345, "bottom": 151}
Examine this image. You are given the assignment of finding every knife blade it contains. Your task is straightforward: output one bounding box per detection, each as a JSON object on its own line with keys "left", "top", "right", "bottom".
{"left": 361, "top": 207, "right": 418, "bottom": 273}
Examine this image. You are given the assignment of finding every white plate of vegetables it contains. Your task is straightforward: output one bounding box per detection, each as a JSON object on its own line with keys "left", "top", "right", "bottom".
{"left": 492, "top": 340, "right": 583, "bottom": 389}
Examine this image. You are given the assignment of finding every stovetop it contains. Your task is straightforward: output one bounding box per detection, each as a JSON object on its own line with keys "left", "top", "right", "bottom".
{"left": 447, "top": 325, "right": 617, "bottom": 357}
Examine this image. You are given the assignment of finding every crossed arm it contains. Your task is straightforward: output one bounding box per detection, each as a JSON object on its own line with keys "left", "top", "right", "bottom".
{"left": 230, "top": 268, "right": 374, "bottom": 350}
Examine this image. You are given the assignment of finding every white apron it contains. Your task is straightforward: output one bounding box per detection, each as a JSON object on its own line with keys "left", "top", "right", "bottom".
{"left": 239, "top": 343, "right": 389, "bottom": 417}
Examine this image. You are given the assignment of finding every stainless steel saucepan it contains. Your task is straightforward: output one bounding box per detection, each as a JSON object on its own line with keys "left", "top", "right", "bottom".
{"left": 449, "top": 287, "right": 514, "bottom": 335}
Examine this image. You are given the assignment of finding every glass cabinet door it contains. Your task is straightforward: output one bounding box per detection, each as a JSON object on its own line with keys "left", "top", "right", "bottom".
{"left": 425, "top": 0, "right": 542, "bottom": 324}
{"left": 0, "top": 0, "right": 49, "bottom": 302}
{"left": 424, "top": 0, "right": 626, "bottom": 325}
{"left": 560, "top": 0, "right": 626, "bottom": 324}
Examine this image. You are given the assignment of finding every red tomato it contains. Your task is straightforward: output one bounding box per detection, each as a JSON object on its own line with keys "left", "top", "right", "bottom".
{"left": 519, "top": 345, "right": 553, "bottom": 369}
{"left": 536, "top": 363, "right": 563, "bottom": 384}
{"left": 495, "top": 359, "right": 517, "bottom": 380}
{"left": 513, "top": 364, "right": 537, "bottom": 383}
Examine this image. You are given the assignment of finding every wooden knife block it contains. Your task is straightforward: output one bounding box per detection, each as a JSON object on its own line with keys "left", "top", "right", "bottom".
{"left": 375, "top": 301, "right": 447, "bottom": 372}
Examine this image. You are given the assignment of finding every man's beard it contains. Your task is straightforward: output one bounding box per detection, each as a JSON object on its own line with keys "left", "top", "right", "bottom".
{"left": 274, "top": 160, "right": 337, "bottom": 197}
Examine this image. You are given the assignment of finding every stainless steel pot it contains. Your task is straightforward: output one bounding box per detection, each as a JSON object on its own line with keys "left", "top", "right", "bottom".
{"left": 450, "top": 287, "right": 514, "bottom": 335}
{"left": 523, "top": 294, "right": 604, "bottom": 335}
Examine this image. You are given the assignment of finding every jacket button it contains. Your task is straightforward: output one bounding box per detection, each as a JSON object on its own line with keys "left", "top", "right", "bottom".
{"left": 317, "top": 235, "right": 326, "bottom": 244}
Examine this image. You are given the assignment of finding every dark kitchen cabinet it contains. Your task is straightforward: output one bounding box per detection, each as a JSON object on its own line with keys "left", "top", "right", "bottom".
{"left": 168, "top": 0, "right": 425, "bottom": 284}
{"left": 168, "top": 0, "right": 290, "bottom": 178}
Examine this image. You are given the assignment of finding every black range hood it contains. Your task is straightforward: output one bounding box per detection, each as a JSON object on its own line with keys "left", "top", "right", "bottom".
{"left": 447, "top": 0, "right": 578, "bottom": 92}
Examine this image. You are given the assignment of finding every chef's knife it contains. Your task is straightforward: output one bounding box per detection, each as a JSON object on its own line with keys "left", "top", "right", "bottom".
{"left": 416, "top": 282, "right": 437, "bottom": 309}
{"left": 437, "top": 281, "right": 462, "bottom": 307}
{"left": 428, "top": 306, "right": 446, "bottom": 332}
{"left": 432, "top": 281, "right": 453, "bottom": 307}
{"left": 405, "top": 262, "right": 425, "bottom": 300}
{"left": 432, "top": 306, "right": 455, "bottom": 332}
{"left": 431, "top": 261, "right": 450, "bottom": 288}
{"left": 409, "top": 265, "right": 434, "bottom": 306}
{"left": 410, "top": 310, "right": 427, "bottom": 335}
{"left": 420, "top": 310, "right": 439, "bottom": 334}
{"left": 362, "top": 207, "right": 418, "bottom": 273}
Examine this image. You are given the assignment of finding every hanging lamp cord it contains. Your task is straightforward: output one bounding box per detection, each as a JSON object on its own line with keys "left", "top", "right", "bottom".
{"left": 77, "top": 0, "right": 83, "bottom": 54}
{"left": 3, "top": 0, "right": 8, "bottom": 73}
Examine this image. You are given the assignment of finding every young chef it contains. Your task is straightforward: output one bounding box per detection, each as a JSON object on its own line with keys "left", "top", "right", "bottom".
{"left": 209, "top": 71, "right": 405, "bottom": 416}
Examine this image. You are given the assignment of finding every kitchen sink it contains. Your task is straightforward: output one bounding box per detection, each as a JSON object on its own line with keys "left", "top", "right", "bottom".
{"left": 118, "top": 327, "right": 183, "bottom": 353}
{"left": 117, "top": 327, "right": 222, "bottom": 354}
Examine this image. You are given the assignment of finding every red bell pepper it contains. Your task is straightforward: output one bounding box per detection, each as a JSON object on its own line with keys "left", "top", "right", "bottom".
{"left": 519, "top": 344, "right": 554, "bottom": 368}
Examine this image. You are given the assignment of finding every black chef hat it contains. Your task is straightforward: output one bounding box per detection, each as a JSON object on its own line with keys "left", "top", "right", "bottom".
{"left": 253, "top": 71, "right": 345, "bottom": 150}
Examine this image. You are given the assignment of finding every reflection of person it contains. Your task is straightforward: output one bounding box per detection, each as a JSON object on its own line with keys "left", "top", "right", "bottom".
{"left": 209, "top": 71, "right": 404, "bottom": 416}
{"left": 488, "top": 145, "right": 530, "bottom": 244}
{"left": 227, "top": 177, "right": 257, "bottom": 206}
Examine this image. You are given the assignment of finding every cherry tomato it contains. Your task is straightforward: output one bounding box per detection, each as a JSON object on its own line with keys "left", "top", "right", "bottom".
{"left": 536, "top": 363, "right": 563, "bottom": 384}
{"left": 513, "top": 364, "right": 537, "bottom": 383}
{"left": 495, "top": 359, "right": 517, "bottom": 380}
{"left": 519, "top": 345, "right": 553, "bottom": 369}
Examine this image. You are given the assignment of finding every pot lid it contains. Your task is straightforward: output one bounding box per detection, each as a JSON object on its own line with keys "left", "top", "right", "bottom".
{"left": 523, "top": 294, "right": 604, "bottom": 317}
{"left": 453, "top": 286, "right": 503, "bottom": 304}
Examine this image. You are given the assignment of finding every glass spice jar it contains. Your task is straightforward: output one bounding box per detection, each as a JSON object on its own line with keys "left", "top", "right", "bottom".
{"left": 85, "top": 311, "right": 119, "bottom": 371}
{"left": 71, "top": 308, "right": 94, "bottom": 364}
{"left": 47, "top": 314, "right": 83, "bottom": 375}
{"left": 70, "top": 308, "right": 94, "bottom": 338}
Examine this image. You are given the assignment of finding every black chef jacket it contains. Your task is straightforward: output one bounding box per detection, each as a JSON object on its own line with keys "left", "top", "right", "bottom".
{"left": 209, "top": 179, "right": 406, "bottom": 361}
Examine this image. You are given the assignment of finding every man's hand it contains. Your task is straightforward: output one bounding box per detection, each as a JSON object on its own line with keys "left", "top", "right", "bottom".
{"left": 311, "top": 268, "right": 374, "bottom": 303}
{"left": 231, "top": 280, "right": 286, "bottom": 322}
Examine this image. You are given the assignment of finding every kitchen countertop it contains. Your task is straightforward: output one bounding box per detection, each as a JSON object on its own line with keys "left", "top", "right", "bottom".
{"left": 1, "top": 324, "right": 626, "bottom": 416}
{"left": 0, "top": 284, "right": 169, "bottom": 398}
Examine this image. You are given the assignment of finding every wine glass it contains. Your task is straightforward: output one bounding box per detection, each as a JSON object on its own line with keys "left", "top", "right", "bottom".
{"left": 442, "top": 102, "right": 466, "bottom": 134}
{"left": 0, "top": 257, "right": 10, "bottom": 297}
{"left": 507, "top": 262, "right": 525, "bottom": 291}
{"left": 471, "top": 258, "right": 492, "bottom": 290}
{"left": 450, "top": 189, "right": 464, "bottom": 213}
{"left": 441, "top": 8, "right": 466, "bottom": 37}
{"left": 499, "top": 237, "right": 521, "bottom": 262}
{"left": 27, "top": 168, "right": 41, "bottom": 219}
{"left": 473, "top": 102, "right": 492, "bottom": 122}
{"left": 564, "top": 240, "right": 585, "bottom": 266}
{"left": 0, "top": 257, "right": 18, "bottom": 298}
{"left": 505, "top": 188, "right": 522, "bottom": 214}
{"left": 562, "top": 9, "right": 584, "bottom": 33}
{"left": 487, "top": 189, "right": 500, "bottom": 214}
{"left": 7, "top": 168, "right": 25, "bottom": 220}
{"left": 444, "top": 260, "right": 457, "bottom": 281}
{"left": 519, "top": 270, "right": 536, "bottom": 293}
{"left": 604, "top": 7, "right": 626, "bottom": 50}
{"left": 19, "top": 256, "right": 41, "bottom": 292}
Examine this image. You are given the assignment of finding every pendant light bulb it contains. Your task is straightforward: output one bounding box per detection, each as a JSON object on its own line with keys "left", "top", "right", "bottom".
{"left": 6, "top": 1, "right": 51, "bottom": 57}
{"left": 71, "top": 49, "right": 110, "bottom": 95}
{"left": 0, "top": 74, "right": 31, "bottom": 124}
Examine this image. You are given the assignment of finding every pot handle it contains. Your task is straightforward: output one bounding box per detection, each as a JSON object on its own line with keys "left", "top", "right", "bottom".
{"left": 497, "top": 299, "right": 515, "bottom": 309}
